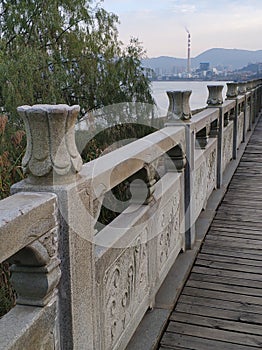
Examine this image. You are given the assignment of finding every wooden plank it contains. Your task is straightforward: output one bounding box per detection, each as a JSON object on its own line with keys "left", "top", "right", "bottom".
{"left": 197, "top": 253, "right": 262, "bottom": 267}
{"left": 217, "top": 205, "right": 262, "bottom": 213}
{"left": 186, "top": 279, "right": 262, "bottom": 298}
{"left": 178, "top": 294, "right": 262, "bottom": 315}
{"left": 159, "top": 347, "right": 186, "bottom": 350}
{"left": 211, "top": 219, "right": 262, "bottom": 230}
{"left": 207, "top": 231, "right": 262, "bottom": 240}
{"left": 165, "top": 322, "right": 262, "bottom": 348}
{"left": 190, "top": 272, "right": 262, "bottom": 290}
{"left": 200, "top": 246, "right": 262, "bottom": 261}
{"left": 214, "top": 215, "right": 262, "bottom": 225}
{"left": 201, "top": 244, "right": 262, "bottom": 257}
{"left": 170, "top": 312, "right": 262, "bottom": 336}
{"left": 174, "top": 303, "right": 262, "bottom": 325}
{"left": 182, "top": 286, "right": 262, "bottom": 306}
{"left": 202, "top": 241, "right": 262, "bottom": 254}
{"left": 161, "top": 332, "right": 261, "bottom": 350}
{"left": 159, "top": 118, "right": 262, "bottom": 350}
{"left": 192, "top": 265, "right": 262, "bottom": 282}
{"left": 203, "top": 236, "right": 262, "bottom": 248}
{"left": 195, "top": 259, "right": 262, "bottom": 275}
{"left": 207, "top": 225, "right": 262, "bottom": 234}
{"left": 204, "top": 234, "right": 262, "bottom": 243}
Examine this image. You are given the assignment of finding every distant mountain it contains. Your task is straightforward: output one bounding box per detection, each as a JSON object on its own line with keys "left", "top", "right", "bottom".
{"left": 142, "top": 48, "right": 262, "bottom": 72}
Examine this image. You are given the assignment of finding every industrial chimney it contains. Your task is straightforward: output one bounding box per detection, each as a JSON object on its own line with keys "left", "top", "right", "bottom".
{"left": 185, "top": 28, "right": 191, "bottom": 76}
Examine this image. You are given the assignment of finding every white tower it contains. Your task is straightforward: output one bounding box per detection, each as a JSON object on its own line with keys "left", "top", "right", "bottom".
{"left": 186, "top": 29, "right": 191, "bottom": 75}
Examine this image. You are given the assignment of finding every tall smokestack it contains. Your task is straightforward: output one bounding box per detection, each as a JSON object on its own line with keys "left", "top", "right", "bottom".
{"left": 186, "top": 29, "right": 191, "bottom": 75}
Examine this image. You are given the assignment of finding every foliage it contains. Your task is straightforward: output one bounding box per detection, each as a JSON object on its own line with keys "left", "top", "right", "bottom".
{"left": 0, "top": 0, "right": 154, "bottom": 317}
{"left": 0, "top": 262, "right": 16, "bottom": 318}
{"left": 0, "top": 0, "right": 154, "bottom": 121}
{"left": 0, "top": 116, "right": 25, "bottom": 198}
{"left": 0, "top": 116, "right": 25, "bottom": 318}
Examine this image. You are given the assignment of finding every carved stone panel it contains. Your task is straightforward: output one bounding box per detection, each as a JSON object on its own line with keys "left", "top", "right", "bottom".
{"left": 193, "top": 161, "right": 207, "bottom": 221}
{"left": 101, "top": 230, "right": 148, "bottom": 350}
{"left": 156, "top": 193, "right": 181, "bottom": 275}
{"left": 222, "top": 123, "right": 234, "bottom": 173}
{"left": 206, "top": 148, "right": 217, "bottom": 197}
{"left": 246, "top": 106, "right": 251, "bottom": 133}
{"left": 237, "top": 113, "right": 244, "bottom": 149}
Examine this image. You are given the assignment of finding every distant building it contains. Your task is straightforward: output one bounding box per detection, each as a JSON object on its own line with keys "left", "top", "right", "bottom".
{"left": 200, "top": 62, "right": 210, "bottom": 71}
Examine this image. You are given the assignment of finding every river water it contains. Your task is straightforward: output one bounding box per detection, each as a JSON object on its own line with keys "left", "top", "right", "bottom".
{"left": 151, "top": 81, "right": 228, "bottom": 114}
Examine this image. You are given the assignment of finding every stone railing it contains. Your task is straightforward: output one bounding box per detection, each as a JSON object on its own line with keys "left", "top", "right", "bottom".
{"left": 0, "top": 192, "right": 60, "bottom": 349}
{"left": 0, "top": 79, "right": 262, "bottom": 350}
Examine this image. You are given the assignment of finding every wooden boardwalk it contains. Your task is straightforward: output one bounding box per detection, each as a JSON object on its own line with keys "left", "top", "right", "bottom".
{"left": 159, "top": 118, "right": 262, "bottom": 350}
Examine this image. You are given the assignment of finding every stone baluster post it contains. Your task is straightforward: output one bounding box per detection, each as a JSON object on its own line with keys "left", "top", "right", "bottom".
{"left": 226, "top": 82, "right": 239, "bottom": 99}
{"left": 165, "top": 145, "right": 187, "bottom": 173}
{"left": 238, "top": 81, "right": 247, "bottom": 95}
{"left": 195, "top": 125, "right": 211, "bottom": 149}
{"left": 166, "top": 91, "right": 174, "bottom": 119}
{"left": 247, "top": 80, "right": 257, "bottom": 125}
{"left": 128, "top": 162, "right": 157, "bottom": 205}
{"left": 9, "top": 228, "right": 61, "bottom": 307}
{"left": 207, "top": 85, "right": 224, "bottom": 188}
{"left": 166, "top": 90, "right": 192, "bottom": 120}
{"left": 226, "top": 83, "right": 239, "bottom": 159}
{"left": 165, "top": 90, "right": 195, "bottom": 249}
{"left": 17, "top": 104, "right": 83, "bottom": 184}
{"left": 207, "top": 85, "right": 224, "bottom": 107}
{"left": 238, "top": 82, "right": 248, "bottom": 142}
{"left": 13, "top": 105, "right": 96, "bottom": 350}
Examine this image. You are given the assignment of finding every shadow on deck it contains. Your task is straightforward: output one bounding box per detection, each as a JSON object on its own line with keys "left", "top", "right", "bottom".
{"left": 129, "top": 117, "right": 262, "bottom": 349}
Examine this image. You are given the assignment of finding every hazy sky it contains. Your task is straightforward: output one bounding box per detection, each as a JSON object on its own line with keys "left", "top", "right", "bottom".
{"left": 102, "top": 0, "right": 262, "bottom": 58}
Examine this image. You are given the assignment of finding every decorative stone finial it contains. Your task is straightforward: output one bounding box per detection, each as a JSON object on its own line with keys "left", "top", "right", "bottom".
{"left": 238, "top": 81, "right": 247, "bottom": 94}
{"left": 17, "top": 104, "right": 83, "bottom": 183}
{"left": 207, "top": 85, "right": 224, "bottom": 106}
{"left": 166, "top": 90, "right": 192, "bottom": 120}
{"left": 246, "top": 81, "right": 253, "bottom": 91}
{"left": 226, "top": 82, "right": 239, "bottom": 99}
{"left": 166, "top": 91, "right": 174, "bottom": 118}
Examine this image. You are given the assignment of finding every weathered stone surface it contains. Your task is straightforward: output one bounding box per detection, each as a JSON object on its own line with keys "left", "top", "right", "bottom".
{"left": 222, "top": 121, "right": 234, "bottom": 172}
{"left": 0, "top": 192, "right": 57, "bottom": 263}
{"left": 17, "top": 104, "right": 82, "bottom": 183}
{"left": 2, "top": 80, "right": 260, "bottom": 350}
{"left": 226, "top": 82, "right": 239, "bottom": 99}
{"left": 237, "top": 112, "right": 245, "bottom": 148}
{"left": 193, "top": 138, "right": 217, "bottom": 222}
{"left": 0, "top": 300, "right": 58, "bottom": 350}
{"left": 238, "top": 81, "right": 247, "bottom": 94}
{"left": 10, "top": 257, "right": 61, "bottom": 306}
{"left": 207, "top": 85, "right": 224, "bottom": 106}
{"left": 166, "top": 90, "right": 192, "bottom": 120}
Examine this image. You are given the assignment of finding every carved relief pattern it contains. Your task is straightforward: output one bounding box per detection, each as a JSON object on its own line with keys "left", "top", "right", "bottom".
{"left": 17, "top": 104, "right": 83, "bottom": 178}
{"left": 103, "top": 231, "right": 148, "bottom": 349}
{"left": 237, "top": 114, "right": 244, "bottom": 149}
{"left": 246, "top": 107, "right": 251, "bottom": 133}
{"left": 39, "top": 227, "right": 58, "bottom": 258}
{"left": 222, "top": 124, "right": 234, "bottom": 172}
{"left": 157, "top": 193, "right": 181, "bottom": 273}
{"left": 193, "top": 163, "right": 207, "bottom": 220}
{"left": 206, "top": 148, "right": 217, "bottom": 197}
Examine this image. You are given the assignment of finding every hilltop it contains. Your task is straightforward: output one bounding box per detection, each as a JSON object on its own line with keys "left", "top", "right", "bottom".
{"left": 142, "top": 48, "right": 262, "bottom": 72}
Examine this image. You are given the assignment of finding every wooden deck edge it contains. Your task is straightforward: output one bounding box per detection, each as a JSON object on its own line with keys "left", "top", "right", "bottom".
{"left": 126, "top": 113, "right": 261, "bottom": 350}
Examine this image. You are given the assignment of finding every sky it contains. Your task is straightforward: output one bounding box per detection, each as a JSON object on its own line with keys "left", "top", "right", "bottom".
{"left": 102, "top": 0, "right": 262, "bottom": 58}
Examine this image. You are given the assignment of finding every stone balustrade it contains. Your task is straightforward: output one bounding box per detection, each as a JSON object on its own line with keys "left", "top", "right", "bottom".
{"left": 0, "top": 192, "right": 60, "bottom": 349}
{"left": 0, "top": 78, "right": 262, "bottom": 350}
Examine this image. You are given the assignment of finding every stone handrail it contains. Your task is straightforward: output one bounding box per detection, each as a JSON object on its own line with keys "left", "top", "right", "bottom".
{"left": 0, "top": 78, "right": 262, "bottom": 350}
{"left": 0, "top": 192, "right": 61, "bottom": 349}
{"left": 0, "top": 192, "right": 57, "bottom": 263}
